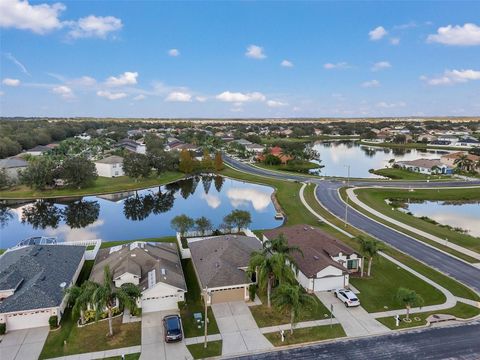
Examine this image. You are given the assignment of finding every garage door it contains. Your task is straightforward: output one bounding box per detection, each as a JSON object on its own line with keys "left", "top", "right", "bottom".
{"left": 211, "top": 288, "right": 245, "bottom": 304}
{"left": 142, "top": 295, "right": 180, "bottom": 313}
{"left": 313, "top": 276, "right": 345, "bottom": 292}
{"left": 6, "top": 311, "right": 51, "bottom": 331}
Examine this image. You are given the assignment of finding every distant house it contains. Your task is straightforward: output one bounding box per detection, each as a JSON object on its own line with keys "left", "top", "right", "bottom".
{"left": 456, "top": 138, "right": 480, "bottom": 148}
{"left": 94, "top": 155, "right": 124, "bottom": 178}
{"left": 256, "top": 146, "right": 292, "bottom": 164}
{"left": 115, "top": 138, "right": 146, "bottom": 154}
{"left": 0, "top": 157, "right": 28, "bottom": 181}
{"left": 188, "top": 235, "right": 262, "bottom": 304}
{"left": 441, "top": 152, "right": 480, "bottom": 173}
{"left": 396, "top": 158, "right": 453, "bottom": 175}
{"left": 0, "top": 245, "right": 85, "bottom": 331}
{"left": 24, "top": 145, "right": 51, "bottom": 156}
{"left": 245, "top": 143, "right": 265, "bottom": 153}
{"left": 90, "top": 242, "right": 186, "bottom": 313}
{"left": 263, "top": 225, "right": 361, "bottom": 292}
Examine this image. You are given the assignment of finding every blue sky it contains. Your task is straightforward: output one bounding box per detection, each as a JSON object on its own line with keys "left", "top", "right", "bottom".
{"left": 1, "top": 1, "right": 479, "bottom": 118}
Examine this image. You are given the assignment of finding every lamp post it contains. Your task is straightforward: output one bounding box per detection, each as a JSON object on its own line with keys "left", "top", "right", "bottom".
{"left": 203, "top": 287, "right": 211, "bottom": 349}
{"left": 344, "top": 165, "right": 350, "bottom": 228}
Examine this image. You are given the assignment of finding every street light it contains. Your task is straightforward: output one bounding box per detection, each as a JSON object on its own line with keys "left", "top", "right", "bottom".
{"left": 344, "top": 165, "right": 350, "bottom": 228}
{"left": 203, "top": 287, "right": 211, "bottom": 349}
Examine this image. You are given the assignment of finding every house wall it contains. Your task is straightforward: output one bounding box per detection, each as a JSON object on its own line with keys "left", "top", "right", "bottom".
{"left": 114, "top": 272, "right": 140, "bottom": 287}
{"left": 2, "top": 166, "right": 26, "bottom": 181}
{"left": 95, "top": 162, "right": 124, "bottom": 177}
{"left": 141, "top": 282, "right": 185, "bottom": 312}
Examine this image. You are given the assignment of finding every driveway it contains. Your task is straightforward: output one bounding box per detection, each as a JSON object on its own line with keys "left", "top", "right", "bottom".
{"left": 0, "top": 327, "right": 49, "bottom": 360}
{"left": 212, "top": 301, "right": 273, "bottom": 356}
{"left": 140, "top": 311, "right": 192, "bottom": 360}
{"left": 316, "top": 292, "right": 389, "bottom": 337}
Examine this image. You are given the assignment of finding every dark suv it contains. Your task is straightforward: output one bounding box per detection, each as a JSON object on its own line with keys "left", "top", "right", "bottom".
{"left": 163, "top": 314, "right": 183, "bottom": 343}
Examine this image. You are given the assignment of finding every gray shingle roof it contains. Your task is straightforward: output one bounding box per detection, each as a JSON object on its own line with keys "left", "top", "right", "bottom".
{"left": 95, "top": 155, "right": 124, "bottom": 164}
{"left": 0, "top": 157, "right": 28, "bottom": 169}
{"left": 0, "top": 245, "right": 85, "bottom": 313}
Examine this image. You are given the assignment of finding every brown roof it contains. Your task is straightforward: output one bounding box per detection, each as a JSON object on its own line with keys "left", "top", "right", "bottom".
{"left": 441, "top": 152, "right": 480, "bottom": 161}
{"left": 396, "top": 158, "right": 445, "bottom": 169}
{"left": 263, "top": 225, "right": 357, "bottom": 277}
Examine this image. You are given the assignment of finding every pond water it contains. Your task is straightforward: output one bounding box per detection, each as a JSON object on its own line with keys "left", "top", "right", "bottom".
{"left": 406, "top": 201, "right": 480, "bottom": 238}
{"left": 311, "top": 141, "right": 451, "bottom": 178}
{"left": 0, "top": 176, "right": 282, "bottom": 249}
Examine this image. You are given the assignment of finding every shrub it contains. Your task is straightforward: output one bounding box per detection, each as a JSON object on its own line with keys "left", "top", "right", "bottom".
{"left": 249, "top": 284, "right": 257, "bottom": 302}
{"left": 0, "top": 323, "right": 6, "bottom": 335}
{"left": 49, "top": 315, "right": 58, "bottom": 329}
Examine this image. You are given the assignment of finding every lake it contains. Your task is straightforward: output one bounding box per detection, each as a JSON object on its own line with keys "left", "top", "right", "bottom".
{"left": 0, "top": 176, "right": 283, "bottom": 249}
{"left": 311, "top": 141, "right": 451, "bottom": 178}
{"left": 406, "top": 201, "right": 480, "bottom": 238}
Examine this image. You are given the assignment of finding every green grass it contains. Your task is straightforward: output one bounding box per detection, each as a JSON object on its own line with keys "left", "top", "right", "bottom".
{"left": 187, "top": 340, "right": 223, "bottom": 359}
{"left": 376, "top": 302, "right": 480, "bottom": 330}
{"left": 256, "top": 161, "right": 321, "bottom": 174}
{"left": 99, "top": 236, "right": 176, "bottom": 249}
{"left": 350, "top": 256, "right": 445, "bottom": 313}
{"left": 180, "top": 259, "right": 219, "bottom": 338}
{"left": 264, "top": 324, "right": 346, "bottom": 346}
{"left": 358, "top": 140, "right": 462, "bottom": 151}
{"left": 0, "top": 171, "right": 184, "bottom": 199}
{"left": 249, "top": 292, "right": 331, "bottom": 327}
{"left": 354, "top": 187, "right": 480, "bottom": 255}
{"left": 76, "top": 260, "right": 94, "bottom": 285}
{"left": 100, "top": 353, "right": 141, "bottom": 360}
{"left": 40, "top": 309, "right": 141, "bottom": 359}
{"left": 370, "top": 168, "right": 451, "bottom": 180}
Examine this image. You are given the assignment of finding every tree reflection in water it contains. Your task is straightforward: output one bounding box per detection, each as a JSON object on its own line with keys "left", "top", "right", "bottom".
{"left": 123, "top": 189, "right": 176, "bottom": 221}
{"left": 0, "top": 202, "right": 13, "bottom": 229}
{"left": 63, "top": 200, "right": 100, "bottom": 228}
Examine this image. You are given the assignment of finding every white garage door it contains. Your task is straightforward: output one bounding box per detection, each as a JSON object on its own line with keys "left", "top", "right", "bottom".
{"left": 6, "top": 310, "right": 51, "bottom": 331}
{"left": 142, "top": 295, "right": 180, "bottom": 313}
{"left": 313, "top": 276, "right": 345, "bottom": 292}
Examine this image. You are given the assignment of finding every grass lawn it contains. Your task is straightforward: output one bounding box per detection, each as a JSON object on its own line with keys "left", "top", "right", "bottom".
{"left": 353, "top": 187, "right": 480, "bottom": 255}
{"left": 0, "top": 171, "right": 184, "bottom": 199}
{"left": 76, "top": 260, "right": 94, "bottom": 285}
{"left": 39, "top": 309, "right": 141, "bottom": 359}
{"left": 187, "top": 340, "right": 223, "bottom": 359}
{"left": 256, "top": 161, "right": 321, "bottom": 175}
{"left": 349, "top": 256, "right": 445, "bottom": 313}
{"left": 358, "top": 141, "right": 460, "bottom": 152}
{"left": 376, "top": 302, "right": 480, "bottom": 330}
{"left": 180, "top": 259, "right": 219, "bottom": 338}
{"left": 264, "top": 324, "right": 346, "bottom": 346}
{"left": 101, "top": 353, "right": 141, "bottom": 360}
{"left": 249, "top": 292, "right": 331, "bottom": 327}
{"left": 99, "top": 236, "right": 176, "bottom": 249}
{"left": 370, "top": 168, "right": 452, "bottom": 181}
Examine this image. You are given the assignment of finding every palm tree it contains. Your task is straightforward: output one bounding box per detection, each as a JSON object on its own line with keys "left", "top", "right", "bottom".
{"left": 454, "top": 154, "right": 473, "bottom": 172}
{"left": 92, "top": 266, "right": 141, "bottom": 336}
{"left": 272, "top": 283, "right": 317, "bottom": 334}
{"left": 264, "top": 233, "right": 303, "bottom": 263}
{"left": 395, "top": 287, "right": 424, "bottom": 321}
{"left": 358, "top": 236, "right": 382, "bottom": 277}
{"left": 65, "top": 281, "right": 99, "bottom": 325}
{"left": 475, "top": 159, "right": 480, "bottom": 172}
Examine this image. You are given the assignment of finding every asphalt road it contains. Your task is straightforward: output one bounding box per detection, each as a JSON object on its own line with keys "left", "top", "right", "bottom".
{"left": 232, "top": 320, "right": 480, "bottom": 360}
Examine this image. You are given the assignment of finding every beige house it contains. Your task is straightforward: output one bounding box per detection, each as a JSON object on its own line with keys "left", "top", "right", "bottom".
{"left": 441, "top": 152, "right": 480, "bottom": 173}
{"left": 94, "top": 155, "right": 124, "bottom": 177}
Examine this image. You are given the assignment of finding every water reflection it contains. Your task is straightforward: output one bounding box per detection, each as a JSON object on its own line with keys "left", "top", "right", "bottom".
{"left": 227, "top": 188, "right": 271, "bottom": 211}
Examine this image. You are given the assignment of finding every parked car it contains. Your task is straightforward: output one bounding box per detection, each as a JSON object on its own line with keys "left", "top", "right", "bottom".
{"left": 334, "top": 288, "right": 360, "bottom": 307}
{"left": 163, "top": 314, "right": 183, "bottom": 342}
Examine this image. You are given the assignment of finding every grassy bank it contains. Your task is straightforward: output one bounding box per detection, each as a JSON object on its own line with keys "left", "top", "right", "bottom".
{"left": 358, "top": 140, "right": 463, "bottom": 151}
{"left": 0, "top": 171, "right": 184, "bottom": 199}
{"left": 264, "top": 324, "right": 346, "bottom": 346}
{"left": 99, "top": 236, "right": 176, "bottom": 249}
{"left": 187, "top": 340, "right": 223, "bottom": 359}
{"left": 370, "top": 168, "right": 452, "bottom": 181}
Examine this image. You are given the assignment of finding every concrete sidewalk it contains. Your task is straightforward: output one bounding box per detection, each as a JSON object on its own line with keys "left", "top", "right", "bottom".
{"left": 0, "top": 327, "right": 49, "bottom": 360}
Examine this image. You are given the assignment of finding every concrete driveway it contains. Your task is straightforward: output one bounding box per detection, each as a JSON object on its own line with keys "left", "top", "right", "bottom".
{"left": 212, "top": 301, "right": 273, "bottom": 356}
{"left": 316, "top": 292, "right": 389, "bottom": 337}
{"left": 0, "top": 327, "right": 49, "bottom": 360}
{"left": 140, "top": 311, "right": 192, "bottom": 360}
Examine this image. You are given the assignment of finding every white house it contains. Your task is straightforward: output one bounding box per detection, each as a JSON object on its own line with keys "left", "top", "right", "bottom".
{"left": 263, "top": 225, "right": 362, "bottom": 292}
{"left": 0, "top": 157, "right": 28, "bottom": 181}
{"left": 24, "top": 145, "right": 51, "bottom": 156}
{"left": 89, "top": 242, "right": 187, "bottom": 313}
{"left": 0, "top": 245, "right": 85, "bottom": 331}
{"left": 395, "top": 158, "right": 453, "bottom": 175}
{"left": 94, "top": 155, "right": 125, "bottom": 178}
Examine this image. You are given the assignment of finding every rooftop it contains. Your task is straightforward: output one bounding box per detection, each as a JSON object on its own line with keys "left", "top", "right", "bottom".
{"left": 0, "top": 157, "right": 28, "bottom": 169}
{"left": 95, "top": 155, "right": 124, "bottom": 164}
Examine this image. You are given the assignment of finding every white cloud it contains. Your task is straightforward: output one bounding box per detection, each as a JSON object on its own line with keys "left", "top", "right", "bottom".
{"left": 390, "top": 38, "right": 400, "bottom": 45}
{"left": 267, "top": 100, "right": 287, "bottom": 107}
{"left": 168, "top": 48, "right": 180, "bottom": 57}
{"left": 216, "top": 91, "right": 266, "bottom": 103}
{"left": 165, "top": 91, "right": 192, "bottom": 102}
{"left": 376, "top": 101, "right": 406, "bottom": 108}
{"left": 361, "top": 79, "right": 380, "bottom": 88}
{"left": 324, "top": 62, "right": 350, "bottom": 70}
{"left": 281, "top": 59, "right": 294, "bottom": 67}
{"left": 369, "top": 26, "right": 388, "bottom": 41}
{"left": 245, "top": 44, "right": 266, "bottom": 59}
{"left": 71, "top": 76, "right": 96, "bottom": 86}
{"left": 427, "top": 23, "right": 480, "bottom": 46}
{"left": 133, "top": 94, "right": 146, "bottom": 101}
{"left": 371, "top": 61, "right": 391, "bottom": 71}
{"left": 52, "top": 85, "right": 74, "bottom": 99}
{"left": 5, "top": 53, "right": 30, "bottom": 75}
{"left": 68, "top": 15, "right": 122, "bottom": 39}
{"left": 97, "top": 90, "right": 127, "bottom": 100}
{"left": 421, "top": 69, "right": 480, "bottom": 85}
{"left": 0, "top": 0, "right": 65, "bottom": 34}
{"left": 201, "top": 193, "right": 221, "bottom": 209}
{"left": 195, "top": 96, "right": 207, "bottom": 102}
{"left": 2, "top": 78, "right": 20, "bottom": 86}
{"left": 227, "top": 188, "right": 271, "bottom": 211}
{"left": 105, "top": 71, "right": 138, "bottom": 86}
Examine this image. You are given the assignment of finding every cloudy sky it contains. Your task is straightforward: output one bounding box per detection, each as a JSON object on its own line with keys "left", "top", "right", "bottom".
{"left": 0, "top": 1, "right": 479, "bottom": 118}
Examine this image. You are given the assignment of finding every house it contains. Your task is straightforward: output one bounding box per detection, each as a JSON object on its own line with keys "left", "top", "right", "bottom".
{"left": 441, "top": 152, "right": 480, "bottom": 173}
{"left": 90, "top": 242, "right": 186, "bottom": 313}
{"left": 245, "top": 143, "right": 265, "bottom": 153}
{"left": 456, "top": 138, "right": 480, "bottom": 148}
{"left": 188, "top": 235, "right": 262, "bottom": 304}
{"left": 256, "top": 146, "right": 292, "bottom": 164}
{"left": 395, "top": 158, "right": 453, "bottom": 175}
{"left": 0, "top": 245, "right": 85, "bottom": 331}
{"left": 24, "top": 145, "right": 51, "bottom": 156}
{"left": 115, "top": 138, "right": 146, "bottom": 154}
{"left": 94, "top": 155, "right": 125, "bottom": 178}
{"left": 437, "top": 135, "right": 459, "bottom": 145}
{"left": 263, "top": 225, "right": 361, "bottom": 292}
{"left": 0, "top": 157, "right": 28, "bottom": 181}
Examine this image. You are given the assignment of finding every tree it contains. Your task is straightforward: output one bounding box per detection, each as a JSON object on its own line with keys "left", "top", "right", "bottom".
{"left": 214, "top": 175, "right": 224, "bottom": 192}
{"left": 201, "top": 149, "right": 214, "bottom": 171}
{"left": 148, "top": 148, "right": 178, "bottom": 174}
{"left": 358, "top": 236, "right": 382, "bottom": 277}
{"left": 223, "top": 209, "right": 252, "bottom": 232}
{"left": 63, "top": 200, "right": 100, "bottom": 228}
{"left": 264, "top": 233, "right": 303, "bottom": 266}
{"left": 0, "top": 203, "right": 13, "bottom": 229}
{"left": 395, "top": 287, "right": 424, "bottom": 321}
{"left": 65, "top": 281, "right": 99, "bottom": 325}
{"left": 179, "top": 149, "right": 194, "bottom": 174}
{"left": 60, "top": 156, "right": 98, "bottom": 189}
{"left": 454, "top": 154, "right": 474, "bottom": 172}
{"left": 22, "top": 200, "right": 62, "bottom": 229}
{"left": 264, "top": 154, "right": 281, "bottom": 165}
{"left": 214, "top": 152, "right": 224, "bottom": 171}
{"left": 20, "top": 157, "right": 59, "bottom": 190}
{"left": 195, "top": 216, "right": 212, "bottom": 235}
{"left": 123, "top": 153, "right": 151, "bottom": 180}
{"left": 123, "top": 193, "right": 153, "bottom": 221}
{"left": 0, "top": 169, "right": 10, "bottom": 190}
{"left": 272, "top": 283, "right": 317, "bottom": 334}
{"left": 92, "top": 266, "right": 141, "bottom": 336}
{"left": 171, "top": 214, "right": 195, "bottom": 237}
{"left": 152, "top": 190, "right": 175, "bottom": 214}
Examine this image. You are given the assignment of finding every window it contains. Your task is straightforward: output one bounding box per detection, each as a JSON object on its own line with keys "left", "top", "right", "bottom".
{"left": 347, "top": 259, "right": 358, "bottom": 270}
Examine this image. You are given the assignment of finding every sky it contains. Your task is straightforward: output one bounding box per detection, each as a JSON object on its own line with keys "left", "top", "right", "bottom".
{"left": 0, "top": 0, "right": 479, "bottom": 118}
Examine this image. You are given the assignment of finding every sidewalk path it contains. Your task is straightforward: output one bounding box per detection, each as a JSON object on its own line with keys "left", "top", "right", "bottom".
{"left": 48, "top": 346, "right": 141, "bottom": 360}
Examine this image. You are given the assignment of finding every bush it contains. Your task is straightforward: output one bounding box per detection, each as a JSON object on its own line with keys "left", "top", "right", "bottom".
{"left": 0, "top": 322, "right": 5, "bottom": 335}
{"left": 49, "top": 315, "right": 58, "bottom": 329}
{"left": 249, "top": 284, "right": 257, "bottom": 302}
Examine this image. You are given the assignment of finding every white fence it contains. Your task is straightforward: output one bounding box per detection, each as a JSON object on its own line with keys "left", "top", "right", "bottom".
{"left": 59, "top": 239, "right": 102, "bottom": 260}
